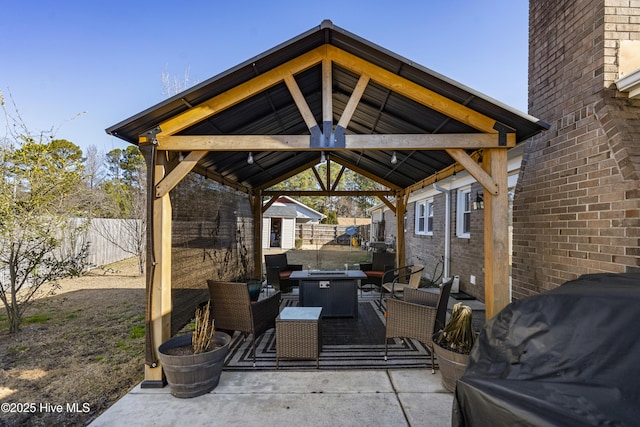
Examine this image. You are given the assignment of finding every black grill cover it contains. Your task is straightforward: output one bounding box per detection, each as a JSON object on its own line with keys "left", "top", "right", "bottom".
{"left": 453, "top": 273, "right": 640, "bottom": 427}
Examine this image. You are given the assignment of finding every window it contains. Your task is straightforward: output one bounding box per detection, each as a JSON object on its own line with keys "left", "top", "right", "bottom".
{"left": 415, "top": 199, "right": 433, "bottom": 235}
{"left": 456, "top": 187, "right": 471, "bottom": 238}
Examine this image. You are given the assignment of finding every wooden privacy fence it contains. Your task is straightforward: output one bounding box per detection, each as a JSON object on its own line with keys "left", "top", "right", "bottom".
{"left": 296, "top": 223, "right": 370, "bottom": 248}
{"left": 74, "top": 218, "right": 143, "bottom": 268}
{"left": 0, "top": 218, "right": 143, "bottom": 283}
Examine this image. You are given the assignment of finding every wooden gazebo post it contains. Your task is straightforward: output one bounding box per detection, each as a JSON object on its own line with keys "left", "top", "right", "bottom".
{"left": 482, "top": 148, "right": 510, "bottom": 318}
{"left": 395, "top": 192, "right": 407, "bottom": 269}
{"left": 446, "top": 139, "right": 513, "bottom": 318}
{"left": 251, "top": 190, "right": 263, "bottom": 280}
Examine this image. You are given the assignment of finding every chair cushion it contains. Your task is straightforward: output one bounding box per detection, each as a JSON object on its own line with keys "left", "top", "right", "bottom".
{"left": 383, "top": 282, "right": 408, "bottom": 293}
{"left": 279, "top": 271, "right": 292, "bottom": 280}
{"left": 365, "top": 271, "right": 384, "bottom": 278}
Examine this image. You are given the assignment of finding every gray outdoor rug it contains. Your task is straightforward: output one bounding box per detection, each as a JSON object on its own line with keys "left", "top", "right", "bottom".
{"left": 223, "top": 295, "right": 436, "bottom": 371}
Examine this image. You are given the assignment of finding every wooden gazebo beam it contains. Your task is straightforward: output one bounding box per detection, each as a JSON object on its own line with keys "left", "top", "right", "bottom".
{"left": 255, "top": 158, "right": 321, "bottom": 191}
{"left": 156, "top": 47, "right": 326, "bottom": 137}
{"left": 154, "top": 133, "right": 515, "bottom": 151}
{"left": 262, "top": 190, "right": 395, "bottom": 197}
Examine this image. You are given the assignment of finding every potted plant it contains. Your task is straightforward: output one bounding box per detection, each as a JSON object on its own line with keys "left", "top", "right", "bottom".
{"left": 433, "top": 302, "right": 476, "bottom": 392}
{"left": 246, "top": 279, "right": 263, "bottom": 302}
{"left": 157, "top": 301, "right": 231, "bottom": 398}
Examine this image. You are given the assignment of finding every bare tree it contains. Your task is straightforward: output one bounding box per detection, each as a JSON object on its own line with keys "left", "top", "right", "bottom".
{"left": 94, "top": 69, "right": 198, "bottom": 276}
{"left": 99, "top": 147, "right": 147, "bottom": 274}
{"left": 0, "top": 90, "right": 89, "bottom": 333}
{"left": 161, "top": 65, "right": 196, "bottom": 97}
{"left": 84, "top": 144, "right": 106, "bottom": 191}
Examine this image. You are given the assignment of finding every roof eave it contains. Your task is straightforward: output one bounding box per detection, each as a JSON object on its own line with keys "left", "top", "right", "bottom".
{"left": 616, "top": 68, "right": 640, "bottom": 99}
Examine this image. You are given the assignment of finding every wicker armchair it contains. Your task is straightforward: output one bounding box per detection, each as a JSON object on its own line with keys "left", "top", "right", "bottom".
{"left": 207, "top": 280, "right": 281, "bottom": 366}
{"left": 384, "top": 279, "right": 453, "bottom": 373}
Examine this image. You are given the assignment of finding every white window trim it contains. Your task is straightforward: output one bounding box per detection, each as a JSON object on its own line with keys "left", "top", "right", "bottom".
{"left": 415, "top": 198, "right": 434, "bottom": 236}
{"left": 456, "top": 186, "right": 471, "bottom": 239}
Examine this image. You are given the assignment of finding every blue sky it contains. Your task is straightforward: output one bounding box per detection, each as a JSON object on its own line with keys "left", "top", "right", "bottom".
{"left": 1, "top": 0, "right": 529, "bottom": 154}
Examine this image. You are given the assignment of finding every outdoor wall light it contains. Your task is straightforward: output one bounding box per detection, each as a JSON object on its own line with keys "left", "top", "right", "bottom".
{"left": 390, "top": 151, "right": 398, "bottom": 164}
{"left": 247, "top": 152, "right": 254, "bottom": 164}
{"left": 473, "top": 191, "right": 484, "bottom": 210}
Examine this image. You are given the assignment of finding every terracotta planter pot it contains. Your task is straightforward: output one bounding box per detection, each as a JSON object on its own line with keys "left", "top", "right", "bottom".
{"left": 158, "top": 331, "right": 231, "bottom": 398}
{"left": 433, "top": 343, "right": 469, "bottom": 392}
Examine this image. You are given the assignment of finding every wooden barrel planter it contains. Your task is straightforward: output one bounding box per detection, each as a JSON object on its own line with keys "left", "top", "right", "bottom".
{"left": 158, "top": 331, "right": 231, "bottom": 398}
{"left": 433, "top": 343, "right": 469, "bottom": 392}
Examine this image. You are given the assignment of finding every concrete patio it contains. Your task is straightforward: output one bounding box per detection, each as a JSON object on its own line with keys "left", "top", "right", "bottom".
{"left": 89, "top": 290, "right": 485, "bottom": 426}
{"left": 90, "top": 369, "right": 453, "bottom": 426}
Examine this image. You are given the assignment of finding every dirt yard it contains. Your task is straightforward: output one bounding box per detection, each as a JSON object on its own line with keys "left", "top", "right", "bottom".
{"left": 0, "top": 257, "right": 146, "bottom": 427}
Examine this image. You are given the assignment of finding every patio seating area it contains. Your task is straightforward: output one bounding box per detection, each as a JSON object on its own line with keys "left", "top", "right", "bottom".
{"left": 91, "top": 282, "right": 485, "bottom": 426}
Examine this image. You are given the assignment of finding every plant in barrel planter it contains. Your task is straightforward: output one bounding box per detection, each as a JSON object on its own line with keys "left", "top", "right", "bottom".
{"left": 433, "top": 302, "right": 476, "bottom": 392}
{"left": 157, "top": 301, "right": 231, "bottom": 398}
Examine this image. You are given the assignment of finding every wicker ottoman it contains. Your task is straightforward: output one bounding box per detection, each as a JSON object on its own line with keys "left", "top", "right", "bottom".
{"left": 276, "top": 307, "right": 322, "bottom": 368}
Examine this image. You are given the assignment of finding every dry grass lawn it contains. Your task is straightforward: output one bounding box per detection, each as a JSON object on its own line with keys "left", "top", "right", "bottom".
{"left": 0, "top": 257, "right": 145, "bottom": 426}
{"left": 0, "top": 247, "right": 373, "bottom": 426}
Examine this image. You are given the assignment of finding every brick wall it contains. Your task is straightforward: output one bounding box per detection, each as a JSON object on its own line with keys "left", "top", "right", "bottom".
{"left": 403, "top": 183, "right": 487, "bottom": 299}
{"left": 449, "top": 184, "right": 486, "bottom": 299}
{"left": 382, "top": 209, "right": 397, "bottom": 249}
{"left": 513, "top": 0, "right": 640, "bottom": 299}
{"left": 405, "top": 194, "right": 446, "bottom": 281}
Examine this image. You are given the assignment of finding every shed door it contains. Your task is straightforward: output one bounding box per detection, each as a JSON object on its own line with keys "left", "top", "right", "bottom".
{"left": 281, "top": 218, "right": 296, "bottom": 249}
{"left": 262, "top": 217, "right": 271, "bottom": 249}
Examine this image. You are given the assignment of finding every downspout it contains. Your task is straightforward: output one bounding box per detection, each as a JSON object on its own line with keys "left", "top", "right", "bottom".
{"left": 432, "top": 183, "right": 450, "bottom": 279}
{"left": 139, "top": 141, "right": 158, "bottom": 369}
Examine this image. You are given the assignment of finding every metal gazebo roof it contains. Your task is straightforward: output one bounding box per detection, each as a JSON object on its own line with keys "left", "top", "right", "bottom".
{"left": 106, "top": 20, "right": 548, "bottom": 191}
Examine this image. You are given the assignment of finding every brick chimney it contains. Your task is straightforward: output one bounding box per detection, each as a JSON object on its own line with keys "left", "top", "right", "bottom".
{"left": 512, "top": 0, "right": 640, "bottom": 298}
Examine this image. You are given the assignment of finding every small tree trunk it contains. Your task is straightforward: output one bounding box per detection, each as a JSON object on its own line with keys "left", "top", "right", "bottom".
{"left": 138, "top": 253, "right": 145, "bottom": 276}
{"left": 7, "top": 306, "right": 21, "bottom": 333}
